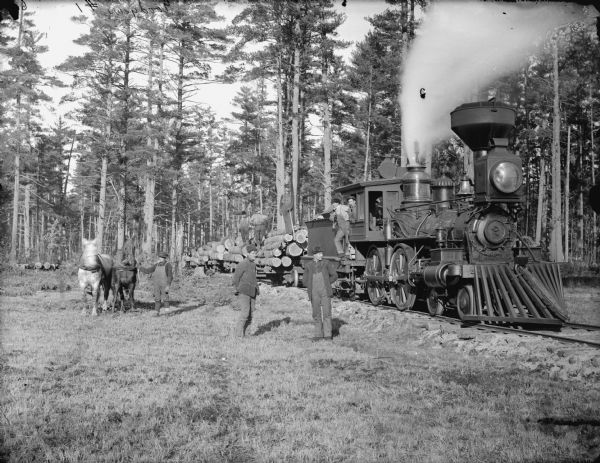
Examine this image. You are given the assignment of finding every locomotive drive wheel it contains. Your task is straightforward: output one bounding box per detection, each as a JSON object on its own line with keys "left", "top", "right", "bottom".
{"left": 456, "top": 285, "right": 475, "bottom": 320}
{"left": 426, "top": 288, "right": 444, "bottom": 316}
{"left": 365, "top": 247, "right": 385, "bottom": 306}
{"left": 389, "top": 246, "right": 416, "bottom": 311}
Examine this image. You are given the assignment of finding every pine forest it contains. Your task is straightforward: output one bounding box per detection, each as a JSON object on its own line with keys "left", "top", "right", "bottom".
{"left": 1, "top": 0, "right": 599, "bottom": 270}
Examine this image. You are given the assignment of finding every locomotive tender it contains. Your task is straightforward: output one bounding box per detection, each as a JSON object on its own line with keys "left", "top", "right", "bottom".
{"left": 304, "top": 101, "right": 568, "bottom": 326}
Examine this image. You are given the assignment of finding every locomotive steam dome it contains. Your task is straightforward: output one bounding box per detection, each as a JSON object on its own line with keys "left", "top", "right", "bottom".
{"left": 401, "top": 165, "right": 431, "bottom": 204}
{"left": 450, "top": 101, "right": 515, "bottom": 152}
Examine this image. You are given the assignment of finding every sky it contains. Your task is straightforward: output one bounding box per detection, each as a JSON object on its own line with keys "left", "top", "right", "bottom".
{"left": 19, "top": 0, "right": 391, "bottom": 127}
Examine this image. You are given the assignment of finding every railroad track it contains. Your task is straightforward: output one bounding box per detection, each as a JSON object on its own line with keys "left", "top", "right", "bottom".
{"left": 273, "top": 281, "right": 600, "bottom": 348}
{"left": 403, "top": 310, "right": 600, "bottom": 348}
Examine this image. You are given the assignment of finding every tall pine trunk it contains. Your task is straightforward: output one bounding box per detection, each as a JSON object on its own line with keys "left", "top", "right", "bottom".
{"left": 97, "top": 154, "right": 108, "bottom": 250}
{"left": 578, "top": 131, "right": 584, "bottom": 260}
{"left": 564, "top": 125, "right": 570, "bottom": 261}
{"left": 535, "top": 156, "right": 546, "bottom": 245}
{"left": 97, "top": 53, "right": 114, "bottom": 251}
{"left": 321, "top": 33, "right": 332, "bottom": 209}
{"left": 363, "top": 67, "right": 373, "bottom": 180}
{"left": 142, "top": 37, "right": 156, "bottom": 256}
{"left": 9, "top": 5, "right": 24, "bottom": 264}
{"left": 116, "top": 14, "right": 133, "bottom": 260}
{"left": 549, "top": 38, "right": 564, "bottom": 262}
{"left": 209, "top": 180, "right": 213, "bottom": 241}
{"left": 275, "top": 54, "right": 286, "bottom": 231}
{"left": 291, "top": 22, "right": 301, "bottom": 225}
{"left": 24, "top": 184, "right": 30, "bottom": 260}
{"left": 590, "top": 85, "right": 597, "bottom": 264}
{"left": 170, "top": 46, "right": 185, "bottom": 260}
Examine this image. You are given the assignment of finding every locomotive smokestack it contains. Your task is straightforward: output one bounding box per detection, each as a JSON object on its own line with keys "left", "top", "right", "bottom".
{"left": 450, "top": 101, "right": 515, "bottom": 158}
{"left": 450, "top": 101, "right": 523, "bottom": 204}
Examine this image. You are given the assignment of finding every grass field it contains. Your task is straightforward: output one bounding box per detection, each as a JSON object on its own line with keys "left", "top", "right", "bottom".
{"left": 1, "top": 269, "right": 599, "bottom": 462}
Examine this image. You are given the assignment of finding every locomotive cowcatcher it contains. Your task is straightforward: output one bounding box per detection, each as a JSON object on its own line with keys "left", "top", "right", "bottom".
{"left": 303, "top": 101, "right": 568, "bottom": 326}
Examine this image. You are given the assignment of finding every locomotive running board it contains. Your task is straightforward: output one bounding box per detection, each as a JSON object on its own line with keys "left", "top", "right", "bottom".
{"left": 465, "top": 262, "right": 567, "bottom": 325}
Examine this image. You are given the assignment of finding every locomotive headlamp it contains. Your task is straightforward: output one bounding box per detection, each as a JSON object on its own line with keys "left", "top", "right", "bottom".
{"left": 490, "top": 162, "right": 522, "bottom": 194}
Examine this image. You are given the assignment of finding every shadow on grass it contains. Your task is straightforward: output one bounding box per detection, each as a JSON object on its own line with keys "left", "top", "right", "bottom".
{"left": 254, "top": 317, "right": 291, "bottom": 335}
{"left": 163, "top": 302, "right": 206, "bottom": 317}
{"left": 332, "top": 318, "right": 347, "bottom": 338}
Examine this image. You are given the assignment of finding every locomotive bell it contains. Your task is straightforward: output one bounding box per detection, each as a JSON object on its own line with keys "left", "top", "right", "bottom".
{"left": 456, "top": 174, "right": 474, "bottom": 197}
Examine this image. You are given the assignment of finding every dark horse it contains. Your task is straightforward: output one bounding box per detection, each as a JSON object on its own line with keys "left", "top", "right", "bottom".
{"left": 78, "top": 238, "right": 113, "bottom": 316}
{"left": 111, "top": 258, "right": 137, "bottom": 312}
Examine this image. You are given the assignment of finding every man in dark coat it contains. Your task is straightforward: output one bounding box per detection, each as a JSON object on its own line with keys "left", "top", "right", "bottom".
{"left": 232, "top": 244, "right": 259, "bottom": 337}
{"left": 139, "top": 251, "right": 173, "bottom": 316}
{"left": 302, "top": 246, "right": 338, "bottom": 341}
{"left": 250, "top": 212, "right": 268, "bottom": 246}
{"left": 239, "top": 211, "right": 250, "bottom": 244}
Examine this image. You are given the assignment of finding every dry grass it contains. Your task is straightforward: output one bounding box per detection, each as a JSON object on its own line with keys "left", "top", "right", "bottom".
{"left": 564, "top": 286, "right": 600, "bottom": 325}
{"left": 1, "top": 271, "right": 599, "bottom": 462}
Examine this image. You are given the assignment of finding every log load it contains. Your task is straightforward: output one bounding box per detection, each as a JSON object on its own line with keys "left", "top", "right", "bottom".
{"left": 286, "top": 242, "right": 303, "bottom": 257}
{"left": 295, "top": 228, "right": 308, "bottom": 244}
{"left": 281, "top": 256, "right": 292, "bottom": 267}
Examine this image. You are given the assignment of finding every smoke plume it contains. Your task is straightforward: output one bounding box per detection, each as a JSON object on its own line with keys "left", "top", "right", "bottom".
{"left": 400, "top": 1, "right": 589, "bottom": 166}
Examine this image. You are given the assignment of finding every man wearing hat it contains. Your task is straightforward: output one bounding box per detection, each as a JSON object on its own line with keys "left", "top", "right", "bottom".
{"left": 321, "top": 196, "right": 354, "bottom": 258}
{"left": 139, "top": 251, "right": 173, "bottom": 316}
{"left": 250, "top": 212, "right": 269, "bottom": 246}
{"left": 232, "top": 244, "right": 259, "bottom": 337}
{"left": 239, "top": 211, "right": 250, "bottom": 244}
{"left": 302, "top": 246, "right": 338, "bottom": 341}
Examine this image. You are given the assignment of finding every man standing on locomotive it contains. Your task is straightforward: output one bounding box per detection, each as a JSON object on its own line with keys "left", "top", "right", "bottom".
{"left": 322, "top": 196, "right": 355, "bottom": 258}
{"left": 303, "top": 246, "right": 338, "bottom": 341}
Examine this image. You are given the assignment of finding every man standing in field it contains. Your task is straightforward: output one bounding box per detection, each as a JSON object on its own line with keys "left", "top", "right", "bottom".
{"left": 232, "top": 244, "right": 259, "bottom": 337}
{"left": 239, "top": 211, "right": 250, "bottom": 244}
{"left": 139, "top": 251, "right": 173, "bottom": 316}
{"left": 250, "top": 212, "right": 269, "bottom": 246}
{"left": 303, "top": 246, "right": 338, "bottom": 341}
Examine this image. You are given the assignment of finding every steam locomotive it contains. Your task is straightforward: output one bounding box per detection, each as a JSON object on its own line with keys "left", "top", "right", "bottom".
{"left": 304, "top": 101, "right": 568, "bottom": 326}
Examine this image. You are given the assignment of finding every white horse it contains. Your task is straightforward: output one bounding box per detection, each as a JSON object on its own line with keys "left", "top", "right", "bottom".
{"left": 78, "top": 238, "right": 113, "bottom": 316}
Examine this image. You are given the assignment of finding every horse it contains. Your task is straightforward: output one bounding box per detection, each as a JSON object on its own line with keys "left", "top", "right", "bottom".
{"left": 111, "top": 258, "right": 137, "bottom": 312}
{"left": 78, "top": 238, "right": 113, "bottom": 316}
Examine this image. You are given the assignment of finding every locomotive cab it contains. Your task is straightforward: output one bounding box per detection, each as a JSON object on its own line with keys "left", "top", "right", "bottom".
{"left": 304, "top": 178, "right": 403, "bottom": 263}
{"left": 337, "top": 178, "right": 403, "bottom": 243}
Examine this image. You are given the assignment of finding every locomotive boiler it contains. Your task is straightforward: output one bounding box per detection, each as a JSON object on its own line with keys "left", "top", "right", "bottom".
{"left": 304, "top": 101, "right": 568, "bottom": 326}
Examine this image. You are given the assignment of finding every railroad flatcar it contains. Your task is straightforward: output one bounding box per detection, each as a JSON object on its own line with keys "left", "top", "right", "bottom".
{"left": 303, "top": 101, "right": 568, "bottom": 326}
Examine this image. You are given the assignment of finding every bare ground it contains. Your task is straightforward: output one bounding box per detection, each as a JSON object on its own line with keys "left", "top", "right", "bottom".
{"left": 0, "top": 269, "right": 599, "bottom": 462}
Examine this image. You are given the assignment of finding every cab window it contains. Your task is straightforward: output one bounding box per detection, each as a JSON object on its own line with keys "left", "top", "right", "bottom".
{"left": 368, "top": 191, "right": 383, "bottom": 230}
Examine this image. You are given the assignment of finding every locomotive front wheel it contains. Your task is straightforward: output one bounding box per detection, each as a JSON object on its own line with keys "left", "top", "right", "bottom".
{"left": 389, "top": 247, "right": 416, "bottom": 311}
{"left": 366, "top": 247, "right": 385, "bottom": 306}
{"left": 456, "top": 285, "right": 475, "bottom": 320}
{"left": 426, "top": 288, "right": 444, "bottom": 316}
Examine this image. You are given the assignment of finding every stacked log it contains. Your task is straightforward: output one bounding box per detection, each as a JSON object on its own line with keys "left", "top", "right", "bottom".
{"left": 187, "top": 225, "right": 310, "bottom": 272}
{"left": 285, "top": 242, "right": 303, "bottom": 257}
